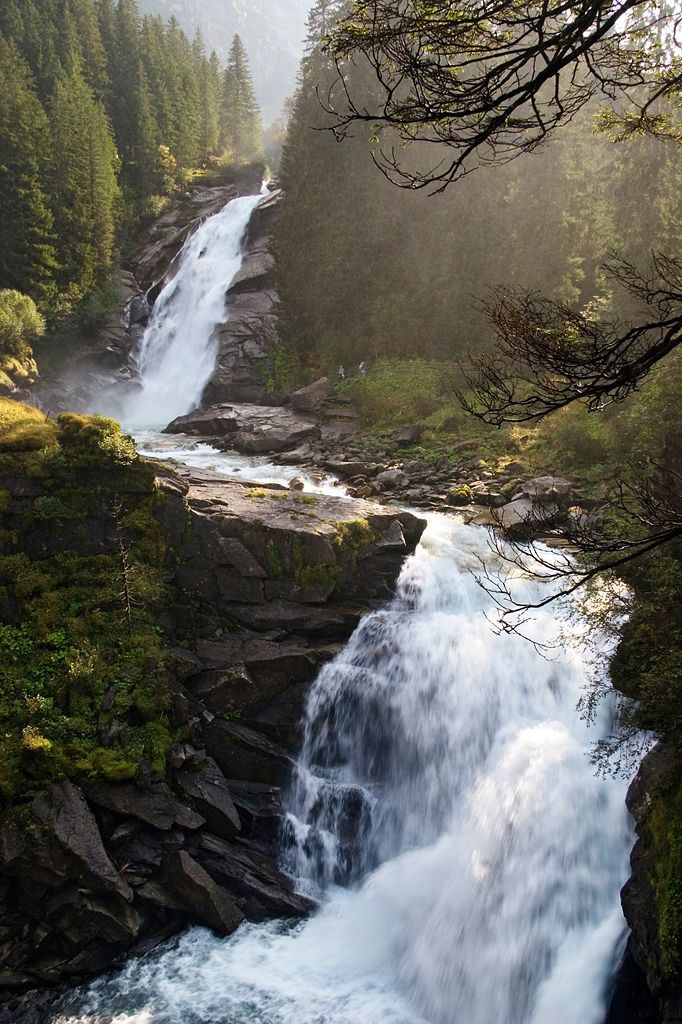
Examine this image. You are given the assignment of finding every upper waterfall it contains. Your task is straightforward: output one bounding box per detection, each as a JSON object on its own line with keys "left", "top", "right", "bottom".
{"left": 111, "top": 186, "right": 267, "bottom": 431}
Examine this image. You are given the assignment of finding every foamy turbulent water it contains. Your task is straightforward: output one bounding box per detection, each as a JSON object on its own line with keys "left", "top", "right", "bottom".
{"left": 53, "top": 516, "right": 632, "bottom": 1024}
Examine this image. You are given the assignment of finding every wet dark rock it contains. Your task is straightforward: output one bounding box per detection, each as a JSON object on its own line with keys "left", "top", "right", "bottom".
{"left": 163, "top": 850, "right": 244, "bottom": 936}
{"left": 82, "top": 779, "right": 205, "bottom": 832}
{"left": 194, "top": 834, "right": 313, "bottom": 918}
{"left": 227, "top": 781, "right": 284, "bottom": 844}
{"left": 618, "top": 742, "right": 682, "bottom": 1023}
{"left": 29, "top": 782, "right": 132, "bottom": 902}
{"left": 175, "top": 757, "right": 242, "bottom": 839}
{"left": 205, "top": 720, "right": 295, "bottom": 787}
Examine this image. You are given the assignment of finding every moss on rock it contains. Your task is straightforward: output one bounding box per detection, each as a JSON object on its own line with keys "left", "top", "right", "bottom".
{"left": 0, "top": 399, "right": 176, "bottom": 804}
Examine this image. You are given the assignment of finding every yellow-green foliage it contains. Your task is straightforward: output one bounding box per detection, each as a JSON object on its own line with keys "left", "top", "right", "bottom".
{"left": 342, "top": 359, "right": 460, "bottom": 428}
{"left": 334, "top": 518, "right": 377, "bottom": 569}
{"left": 0, "top": 291, "right": 45, "bottom": 389}
{"left": 56, "top": 412, "right": 137, "bottom": 466}
{"left": 0, "top": 398, "right": 57, "bottom": 453}
{"left": 248, "top": 487, "right": 289, "bottom": 501}
{"left": 610, "top": 552, "right": 682, "bottom": 739}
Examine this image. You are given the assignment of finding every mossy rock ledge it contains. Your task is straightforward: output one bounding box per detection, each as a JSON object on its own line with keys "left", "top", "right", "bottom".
{"left": 0, "top": 418, "right": 425, "bottom": 1005}
{"left": 609, "top": 742, "right": 682, "bottom": 1024}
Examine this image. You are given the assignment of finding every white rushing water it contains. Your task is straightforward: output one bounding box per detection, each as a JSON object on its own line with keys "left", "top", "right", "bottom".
{"left": 104, "top": 186, "right": 269, "bottom": 431}
{"left": 133, "top": 432, "right": 346, "bottom": 496}
{"left": 56, "top": 516, "right": 632, "bottom": 1024}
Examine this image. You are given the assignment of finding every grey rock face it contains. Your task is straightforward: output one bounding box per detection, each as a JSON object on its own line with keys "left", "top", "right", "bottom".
{"left": 203, "top": 189, "right": 284, "bottom": 406}
{"left": 165, "top": 403, "right": 320, "bottom": 454}
{"left": 163, "top": 850, "right": 244, "bottom": 936}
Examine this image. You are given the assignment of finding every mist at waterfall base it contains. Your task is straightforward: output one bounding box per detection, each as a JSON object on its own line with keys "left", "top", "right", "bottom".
{"left": 98, "top": 187, "right": 268, "bottom": 432}
{"left": 56, "top": 517, "right": 632, "bottom": 1024}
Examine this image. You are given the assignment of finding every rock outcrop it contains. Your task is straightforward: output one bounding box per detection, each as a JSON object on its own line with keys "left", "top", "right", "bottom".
{"left": 165, "top": 402, "right": 319, "bottom": 453}
{"left": 609, "top": 742, "right": 682, "bottom": 1024}
{"left": 0, "top": 452, "right": 425, "bottom": 999}
{"left": 202, "top": 185, "right": 283, "bottom": 406}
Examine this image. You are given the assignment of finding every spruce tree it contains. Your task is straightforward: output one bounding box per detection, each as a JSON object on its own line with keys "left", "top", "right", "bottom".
{"left": 0, "top": 37, "right": 57, "bottom": 306}
{"left": 48, "top": 66, "right": 119, "bottom": 300}
{"left": 221, "top": 35, "right": 263, "bottom": 165}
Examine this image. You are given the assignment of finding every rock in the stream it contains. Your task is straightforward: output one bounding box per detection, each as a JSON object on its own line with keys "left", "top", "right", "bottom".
{"left": 375, "top": 468, "right": 409, "bottom": 490}
{"left": 521, "top": 476, "right": 574, "bottom": 506}
{"left": 470, "top": 497, "right": 562, "bottom": 537}
{"left": 165, "top": 403, "right": 320, "bottom": 454}
{"left": 193, "top": 834, "right": 313, "bottom": 919}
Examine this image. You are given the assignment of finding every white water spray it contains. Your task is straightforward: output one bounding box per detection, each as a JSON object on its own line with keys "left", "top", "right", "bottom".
{"left": 108, "top": 187, "right": 267, "bottom": 431}
{"left": 57, "top": 516, "right": 632, "bottom": 1024}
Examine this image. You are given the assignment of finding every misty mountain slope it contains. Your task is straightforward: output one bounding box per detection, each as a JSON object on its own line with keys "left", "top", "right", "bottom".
{"left": 138, "top": 0, "right": 312, "bottom": 121}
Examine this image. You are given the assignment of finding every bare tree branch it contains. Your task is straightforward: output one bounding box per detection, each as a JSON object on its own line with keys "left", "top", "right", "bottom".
{"left": 323, "top": 0, "right": 679, "bottom": 190}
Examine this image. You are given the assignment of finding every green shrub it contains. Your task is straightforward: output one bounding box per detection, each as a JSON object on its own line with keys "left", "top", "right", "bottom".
{"left": 56, "top": 412, "right": 137, "bottom": 466}
{"left": 343, "top": 359, "right": 460, "bottom": 428}
{"left": 0, "top": 292, "right": 45, "bottom": 390}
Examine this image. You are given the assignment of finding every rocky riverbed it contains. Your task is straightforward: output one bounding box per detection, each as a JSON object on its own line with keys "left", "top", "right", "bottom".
{"left": 166, "top": 386, "right": 598, "bottom": 544}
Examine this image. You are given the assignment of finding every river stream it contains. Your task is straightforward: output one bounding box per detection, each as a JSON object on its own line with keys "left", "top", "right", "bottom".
{"left": 51, "top": 188, "right": 634, "bottom": 1024}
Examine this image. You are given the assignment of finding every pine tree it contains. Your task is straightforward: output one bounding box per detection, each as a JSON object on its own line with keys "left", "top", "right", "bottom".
{"left": 196, "top": 44, "right": 222, "bottom": 163}
{"left": 48, "top": 66, "right": 119, "bottom": 300}
{"left": 221, "top": 35, "right": 264, "bottom": 165}
{"left": 0, "top": 37, "right": 57, "bottom": 305}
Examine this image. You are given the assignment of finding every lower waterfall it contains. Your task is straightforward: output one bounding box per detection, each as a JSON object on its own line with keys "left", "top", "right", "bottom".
{"left": 58, "top": 515, "right": 632, "bottom": 1024}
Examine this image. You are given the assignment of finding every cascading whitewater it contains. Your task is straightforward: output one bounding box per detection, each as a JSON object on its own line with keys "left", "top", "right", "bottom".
{"left": 57, "top": 515, "right": 632, "bottom": 1024}
{"left": 105, "top": 187, "right": 267, "bottom": 431}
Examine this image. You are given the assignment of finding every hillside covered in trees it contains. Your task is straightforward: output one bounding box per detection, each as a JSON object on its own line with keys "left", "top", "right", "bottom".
{"left": 0, "top": 0, "right": 264, "bottom": 391}
{"left": 137, "top": 0, "right": 312, "bottom": 122}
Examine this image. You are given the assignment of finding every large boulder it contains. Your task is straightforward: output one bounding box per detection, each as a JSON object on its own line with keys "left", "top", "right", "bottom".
{"left": 290, "top": 378, "right": 331, "bottom": 414}
{"left": 521, "top": 476, "right": 574, "bottom": 506}
{"left": 30, "top": 782, "right": 132, "bottom": 901}
{"left": 82, "top": 779, "right": 205, "bottom": 832}
{"left": 163, "top": 850, "right": 244, "bottom": 936}
{"left": 165, "top": 403, "right": 320, "bottom": 454}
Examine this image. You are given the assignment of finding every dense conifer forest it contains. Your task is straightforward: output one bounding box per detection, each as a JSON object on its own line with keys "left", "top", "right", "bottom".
{"left": 0, "top": 0, "right": 263, "bottom": 387}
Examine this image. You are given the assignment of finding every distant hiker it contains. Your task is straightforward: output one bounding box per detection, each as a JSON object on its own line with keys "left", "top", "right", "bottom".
{"left": 359, "top": 361, "right": 367, "bottom": 378}
{"left": 338, "top": 365, "right": 346, "bottom": 381}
